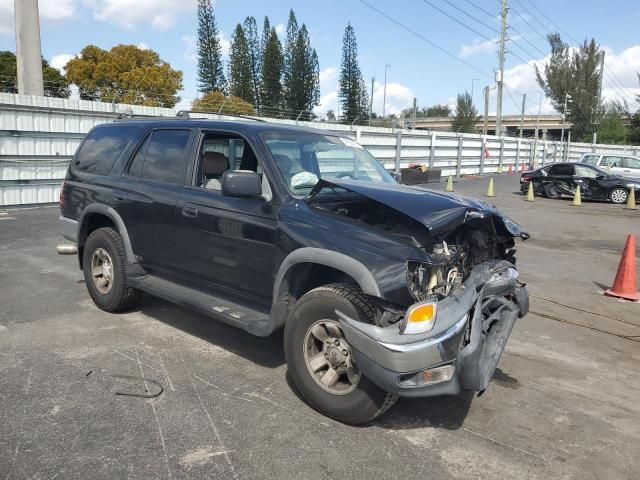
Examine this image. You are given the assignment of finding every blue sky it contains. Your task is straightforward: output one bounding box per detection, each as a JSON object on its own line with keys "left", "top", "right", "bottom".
{"left": 1, "top": 0, "right": 639, "bottom": 116}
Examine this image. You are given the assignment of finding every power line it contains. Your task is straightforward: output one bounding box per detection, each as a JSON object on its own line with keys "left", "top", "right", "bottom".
{"left": 509, "top": 6, "right": 549, "bottom": 44}
{"left": 461, "top": 0, "right": 495, "bottom": 19}
{"left": 441, "top": 0, "right": 500, "bottom": 35}
{"left": 358, "top": 0, "right": 493, "bottom": 79}
{"left": 418, "top": 0, "right": 497, "bottom": 44}
{"left": 522, "top": 0, "right": 582, "bottom": 46}
{"left": 508, "top": 22, "right": 548, "bottom": 57}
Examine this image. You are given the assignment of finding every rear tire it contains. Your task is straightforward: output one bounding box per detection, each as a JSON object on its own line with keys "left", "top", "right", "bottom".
{"left": 609, "top": 187, "right": 628, "bottom": 204}
{"left": 284, "top": 283, "right": 398, "bottom": 425}
{"left": 83, "top": 227, "right": 142, "bottom": 312}
{"left": 543, "top": 183, "right": 560, "bottom": 199}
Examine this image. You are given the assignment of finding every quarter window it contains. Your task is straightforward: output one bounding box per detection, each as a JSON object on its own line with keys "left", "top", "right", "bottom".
{"left": 127, "top": 129, "right": 191, "bottom": 184}
{"left": 549, "top": 164, "right": 574, "bottom": 176}
{"left": 74, "top": 125, "right": 140, "bottom": 175}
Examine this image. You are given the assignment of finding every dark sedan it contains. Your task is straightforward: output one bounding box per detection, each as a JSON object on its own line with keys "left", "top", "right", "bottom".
{"left": 520, "top": 162, "right": 640, "bottom": 204}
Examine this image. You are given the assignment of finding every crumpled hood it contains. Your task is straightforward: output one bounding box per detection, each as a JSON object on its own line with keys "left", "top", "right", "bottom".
{"left": 312, "top": 178, "right": 529, "bottom": 240}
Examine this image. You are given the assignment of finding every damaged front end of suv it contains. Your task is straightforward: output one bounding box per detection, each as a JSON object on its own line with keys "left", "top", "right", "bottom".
{"left": 306, "top": 178, "right": 530, "bottom": 397}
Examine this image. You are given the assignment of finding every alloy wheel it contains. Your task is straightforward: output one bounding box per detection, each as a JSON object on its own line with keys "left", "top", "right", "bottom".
{"left": 91, "top": 247, "right": 114, "bottom": 294}
{"left": 303, "top": 319, "right": 361, "bottom": 395}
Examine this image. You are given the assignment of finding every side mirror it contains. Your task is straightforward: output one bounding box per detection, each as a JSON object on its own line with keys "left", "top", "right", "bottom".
{"left": 221, "top": 170, "right": 262, "bottom": 198}
{"left": 595, "top": 174, "right": 606, "bottom": 180}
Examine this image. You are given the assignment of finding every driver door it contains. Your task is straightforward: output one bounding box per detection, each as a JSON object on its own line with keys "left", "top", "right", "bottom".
{"left": 574, "top": 164, "right": 607, "bottom": 199}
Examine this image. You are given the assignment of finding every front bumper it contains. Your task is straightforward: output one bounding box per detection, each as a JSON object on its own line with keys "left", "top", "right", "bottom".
{"left": 337, "top": 261, "right": 529, "bottom": 397}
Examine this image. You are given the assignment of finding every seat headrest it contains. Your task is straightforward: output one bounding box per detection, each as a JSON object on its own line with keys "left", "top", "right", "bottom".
{"left": 203, "top": 152, "right": 229, "bottom": 176}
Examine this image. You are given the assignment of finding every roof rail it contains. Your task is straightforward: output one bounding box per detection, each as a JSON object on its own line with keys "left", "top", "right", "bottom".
{"left": 176, "top": 110, "right": 266, "bottom": 122}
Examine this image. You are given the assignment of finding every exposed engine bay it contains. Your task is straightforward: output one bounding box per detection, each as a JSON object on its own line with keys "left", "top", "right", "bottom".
{"left": 311, "top": 192, "right": 518, "bottom": 303}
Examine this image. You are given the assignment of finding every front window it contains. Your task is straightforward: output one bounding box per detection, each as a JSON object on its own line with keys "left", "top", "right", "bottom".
{"left": 581, "top": 155, "right": 598, "bottom": 166}
{"left": 262, "top": 131, "right": 395, "bottom": 195}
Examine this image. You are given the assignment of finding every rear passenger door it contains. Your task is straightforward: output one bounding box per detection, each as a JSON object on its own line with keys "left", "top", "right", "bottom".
{"left": 547, "top": 164, "right": 576, "bottom": 195}
{"left": 116, "top": 127, "right": 194, "bottom": 275}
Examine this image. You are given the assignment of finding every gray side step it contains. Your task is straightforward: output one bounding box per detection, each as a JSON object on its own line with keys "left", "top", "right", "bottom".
{"left": 134, "top": 275, "right": 270, "bottom": 331}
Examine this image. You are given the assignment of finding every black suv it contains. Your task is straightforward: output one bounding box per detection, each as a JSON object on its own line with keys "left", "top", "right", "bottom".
{"left": 58, "top": 116, "right": 529, "bottom": 424}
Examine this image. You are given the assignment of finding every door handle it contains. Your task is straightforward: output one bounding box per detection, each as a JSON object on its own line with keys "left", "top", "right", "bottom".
{"left": 182, "top": 205, "right": 198, "bottom": 218}
{"left": 114, "top": 192, "right": 127, "bottom": 202}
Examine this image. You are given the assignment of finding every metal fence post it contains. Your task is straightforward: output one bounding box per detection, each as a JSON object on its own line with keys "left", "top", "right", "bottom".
{"left": 498, "top": 138, "right": 505, "bottom": 173}
{"left": 634, "top": 147, "right": 639, "bottom": 156}
{"left": 479, "top": 135, "right": 486, "bottom": 175}
{"left": 394, "top": 131, "right": 402, "bottom": 176}
{"left": 456, "top": 134, "right": 463, "bottom": 178}
{"left": 429, "top": 131, "right": 436, "bottom": 169}
{"left": 553, "top": 142, "right": 558, "bottom": 163}
{"left": 515, "top": 137, "right": 520, "bottom": 172}
{"left": 356, "top": 128, "right": 362, "bottom": 143}
{"left": 542, "top": 141, "right": 547, "bottom": 166}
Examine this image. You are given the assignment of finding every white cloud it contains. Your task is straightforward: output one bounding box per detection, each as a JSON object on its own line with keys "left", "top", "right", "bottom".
{"left": 319, "top": 67, "right": 337, "bottom": 89}
{"left": 316, "top": 90, "right": 339, "bottom": 116}
{"left": 373, "top": 81, "right": 414, "bottom": 116}
{"left": 499, "top": 44, "right": 640, "bottom": 115}
{"left": 275, "top": 23, "right": 285, "bottom": 36}
{"left": 182, "top": 35, "right": 197, "bottom": 62}
{"left": 460, "top": 38, "right": 498, "bottom": 58}
{"left": 83, "top": 0, "right": 195, "bottom": 30}
{"left": 50, "top": 54, "right": 75, "bottom": 74}
{"left": 137, "top": 42, "right": 149, "bottom": 50}
{"left": 182, "top": 32, "right": 230, "bottom": 62}
{"left": 0, "top": 0, "right": 75, "bottom": 35}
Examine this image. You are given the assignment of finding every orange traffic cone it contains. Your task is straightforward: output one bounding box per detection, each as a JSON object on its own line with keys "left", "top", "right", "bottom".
{"left": 605, "top": 234, "right": 639, "bottom": 301}
{"left": 507, "top": 164, "right": 513, "bottom": 175}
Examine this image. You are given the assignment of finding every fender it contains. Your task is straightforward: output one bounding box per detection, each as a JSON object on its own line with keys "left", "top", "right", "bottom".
{"left": 247, "top": 248, "right": 382, "bottom": 337}
{"left": 78, "top": 204, "right": 145, "bottom": 276}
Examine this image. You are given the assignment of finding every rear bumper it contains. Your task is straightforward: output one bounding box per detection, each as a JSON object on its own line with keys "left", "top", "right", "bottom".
{"left": 338, "top": 261, "right": 528, "bottom": 397}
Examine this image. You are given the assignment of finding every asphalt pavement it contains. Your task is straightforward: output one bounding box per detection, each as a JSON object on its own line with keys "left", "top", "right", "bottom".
{"left": 1, "top": 175, "right": 639, "bottom": 479}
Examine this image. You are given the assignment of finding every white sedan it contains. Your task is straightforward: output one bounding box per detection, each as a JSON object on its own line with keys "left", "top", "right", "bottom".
{"left": 579, "top": 153, "right": 640, "bottom": 178}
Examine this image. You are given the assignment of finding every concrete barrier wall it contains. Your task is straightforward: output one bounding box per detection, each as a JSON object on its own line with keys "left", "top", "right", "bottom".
{"left": 1, "top": 93, "right": 638, "bottom": 206}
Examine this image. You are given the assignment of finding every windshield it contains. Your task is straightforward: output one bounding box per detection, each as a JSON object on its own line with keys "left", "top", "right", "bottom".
{"left": 262, "top": 131, "right": 395, "bottom": 195}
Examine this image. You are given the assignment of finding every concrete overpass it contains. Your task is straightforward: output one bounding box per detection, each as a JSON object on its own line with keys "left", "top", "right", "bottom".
{"left": 413, "top": 115, "right": 570, "bottom": 139}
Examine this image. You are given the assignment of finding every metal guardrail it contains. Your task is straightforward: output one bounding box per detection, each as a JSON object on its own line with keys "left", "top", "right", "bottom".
{"left": 1, "top": 93, "right": 639, "bottom": 207}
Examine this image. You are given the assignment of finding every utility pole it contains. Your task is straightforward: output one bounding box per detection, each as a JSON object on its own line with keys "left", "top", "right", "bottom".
{"left": 519, "top": 93, "right": 526, "bottom": 138}
{"left": 411, "top": 97, "right": 417, "bottom": 130}
{"left": 533, "top": 91, "right": 542, "bottom": 167}
{"left": 495, "top": 0, "right": 507, "bottom": 137}
{"left": 369, "top": 76, "right": 375, "bottom": 126}
{"left": 595, "top": 51, "right": 606, "bottom": 131}
{"left": 14, "top": 0, "right": 44, "bottom": 96}
{"left": 483, "top": 85, "right": 490, "bottom": 135}
{"left": 561, "top": 92, "right": 571, "bottom": 143}
{"left": 382, "top": 64, "right": 390, "bottom": 118}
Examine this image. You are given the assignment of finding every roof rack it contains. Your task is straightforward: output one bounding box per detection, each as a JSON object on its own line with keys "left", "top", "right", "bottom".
{"left": 115, "top": 110, "right": 266, "bottom": 122}
{"left": 176, "top": 110, "right": 266, "bottom": 122}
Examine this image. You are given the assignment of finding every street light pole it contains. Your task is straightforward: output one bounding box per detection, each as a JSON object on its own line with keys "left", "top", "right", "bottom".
{"left": 382, "top": 64, "right": 390, "bottom": 118}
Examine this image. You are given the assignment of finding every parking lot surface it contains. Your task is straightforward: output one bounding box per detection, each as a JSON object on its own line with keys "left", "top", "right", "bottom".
{"left": 1, "top": 174, "right": 639, "bottom": 479}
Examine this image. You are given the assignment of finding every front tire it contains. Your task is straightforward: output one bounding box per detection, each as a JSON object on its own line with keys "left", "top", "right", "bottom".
{"left": 83, "top": 227, "right": 142, "bottom": 312}
{"left": 609, "top": 187, "right": 628, "bottom": 204}
{"left": 284, "top": 284, "right": 398, "bottom": 424}
{"left": 543, "top": 183, "right": 560, "bottom": 199}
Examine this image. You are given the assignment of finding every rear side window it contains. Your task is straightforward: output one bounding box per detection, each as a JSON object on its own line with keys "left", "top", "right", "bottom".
{"left": 621, "top": 157, "right": 640, "bottom": 169}
{"left": 74, "top": 126, "right": 139, "bottom": 175}
{"left": 127, "top": 129, "right": 191, "bottom": 184}
{"left": 549, "top": 164, "right": 574, "bottom": 176}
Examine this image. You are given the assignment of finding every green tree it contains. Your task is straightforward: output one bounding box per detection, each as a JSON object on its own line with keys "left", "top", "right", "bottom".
{"left": 65, "top": 45, "right": 182, "bottom": 107}
{"left": 260, "top": 16, "right": 271, "bottom": 60}
{"left": 597, "top": 102, "right": 628, "bottom": 144}
{"left": 260, "top": 27, "right": 283, "bottom": 115}
{"left": 628, "top": 74, "right": 640, "bottom": 144}
{"left": 243, "top": 16, "right": 261, "bottom": 108}
{"left": 282, "top": 11, "right": 320, "bottom": 119}
{"left": 326, "top": 109, "right": 336, "bottom": 121}
{"left": 451, "top": 91, "right": 479, "bottom": 133}
{"left": 338, "top": 23, "right": 368, "bottom": 123}
{"left": 228, "top": 24, "right": 255, "bottom": 104}
{"left": 536, "top": 33, "right": 603, "bottom": 142}
{"left": 192, "top": 90, "right": 255, "bottom": 115}
{"left": 425, "top": 104, "right": 451, "bottom": 117}
{"left": 197, "top": 0, "right": 226, "bottom": 93}
{"left": 0, "top": 51, "right": 71, "bottom": 98}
